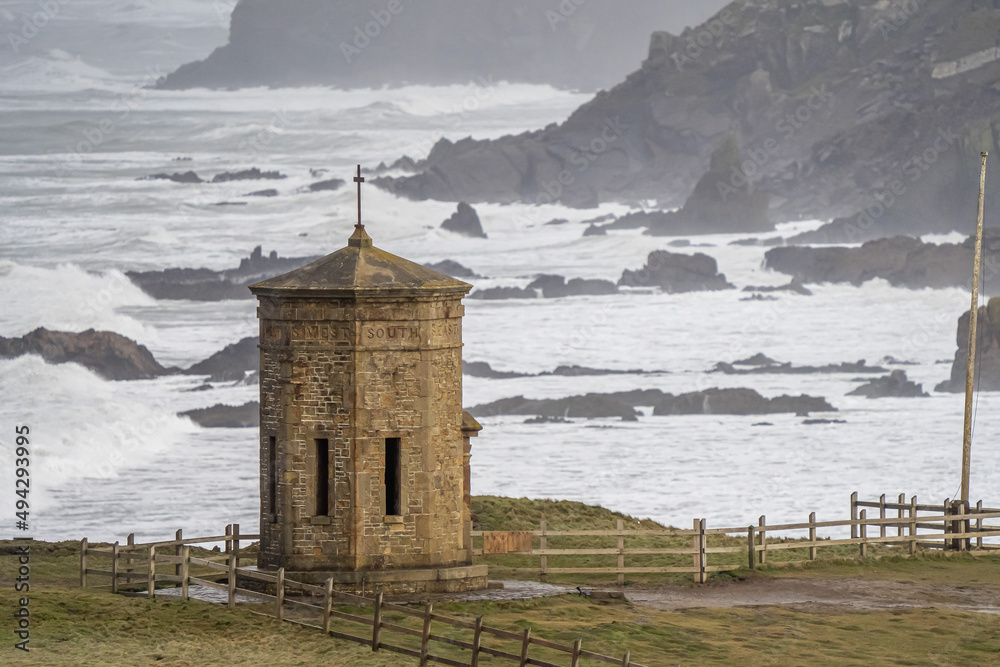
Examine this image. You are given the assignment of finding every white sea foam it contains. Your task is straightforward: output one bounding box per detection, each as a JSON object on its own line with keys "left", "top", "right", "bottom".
{"left": 0, "top": 357, "right": 197, "bottom": 528}
{"left": 0, "top": 261, "right": 157, "bottom": 341}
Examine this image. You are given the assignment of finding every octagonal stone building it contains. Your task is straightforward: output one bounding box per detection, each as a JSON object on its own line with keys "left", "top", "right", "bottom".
{"left": 249, "top": 223, "right": 487, "bottom": 593}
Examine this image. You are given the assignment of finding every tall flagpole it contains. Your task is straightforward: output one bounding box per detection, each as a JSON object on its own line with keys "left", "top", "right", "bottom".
{"left": 961, "top": 151, "right": 988, "bottom": 507}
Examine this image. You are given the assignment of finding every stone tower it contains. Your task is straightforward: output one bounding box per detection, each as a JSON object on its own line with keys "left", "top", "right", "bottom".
{"left": 249, "top": 218, "right": 487, "bottom": 593}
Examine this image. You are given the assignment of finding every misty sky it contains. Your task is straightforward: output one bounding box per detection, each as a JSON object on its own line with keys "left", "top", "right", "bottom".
{"left": 0, "top": 0, "right": 734, "bottom": 79}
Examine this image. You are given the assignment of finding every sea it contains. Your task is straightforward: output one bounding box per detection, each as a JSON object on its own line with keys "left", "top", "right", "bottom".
{"left": 1, "top": 1, "right": 998, "bottom": 544}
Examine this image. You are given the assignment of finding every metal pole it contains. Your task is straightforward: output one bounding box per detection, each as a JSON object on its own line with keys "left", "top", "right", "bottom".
{"left": 961, "top": 151, "right": 989, "bottom": 506}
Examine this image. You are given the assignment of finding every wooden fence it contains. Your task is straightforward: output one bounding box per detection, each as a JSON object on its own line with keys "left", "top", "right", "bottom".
{"left": 473, "top": 493, "right": 1000, "bottom": 584}
{"left": 80, "top": 524, "right": 644, "bottom": 667}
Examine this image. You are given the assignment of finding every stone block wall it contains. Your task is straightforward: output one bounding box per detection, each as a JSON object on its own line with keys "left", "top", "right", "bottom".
{"left": 256, "top": 294, "right": 469, "bottom": 573}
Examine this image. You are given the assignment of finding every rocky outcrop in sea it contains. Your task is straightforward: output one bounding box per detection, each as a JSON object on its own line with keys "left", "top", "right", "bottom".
{"left": 156, "top": 0, "right": 694, "bottom": 92}
{"left": 0, "top": 328, "right": 173, "bottom": 381}
{"left": 764, "top": 232, "right": 1000, "bottom": 290}
{"left": 937, "top": 298, "right": 1000, "bottom": 393}
{"left": 378, "top": 0, "right": 1000, "bottom": 238}
{"left": 619, "top": 251, "right": 734, "bottom": 293}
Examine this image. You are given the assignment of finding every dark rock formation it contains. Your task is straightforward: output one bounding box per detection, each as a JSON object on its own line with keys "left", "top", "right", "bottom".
{"left": 524, "top": 416, "right": 573, "bottom": 425}
{"left": 734, "top": 353, "right": 779, "bottom": 366}
{"left": 742, "top": 280, "right": 812, "bottom": 296}
{"left": 212, "top": 168, "right": 286, "bottom": 182}
{"left": 583, "top": 224, "right": 607, "bottom": 237}
{"left": 469, "top": 394, "right": 641, "bottom": 421}
{"left": 245, "top": 189, "right": 278, "bottom": 197}
{"left": 616, "top": 136, "right": 772, "bottom": 236}
{"left": 619, "top": 251, "right": 734, "bottom": 293}
{"left": 181, "top": 402, "right": 259, "bottom": 428}
{"left": 308, "top": 178, "right": 346, "bottom": 192}
{"left": 527, "top": 275, "right": 618, "bottom": 298}
{"left": 712, "top": 358, "right": 886, "bottom": 376}
{"left": 157, "top": 1, "right": 715, "bottom": 92}
{"left": 847, "top": 370, "right": 929, "bottom": 398}
{"left": 468, "top": 287, "right": 537, "bottom": 300}
{"left": 373, "top": 156, "right": 422, "bottom": 174}
{"left": 126, "top": 246, "right": 321, "bottom": 301}
{"left": 546, "top": 365, "right": 651, "bottom": 377}
{"left": 937, "top": 298, "right": 1000, "bottom": 392}
{"left": 0, "top": 328, "right": 171, "bottom": 381}
{"left": 463, "top": 361, "right": 656, "bottom": 379}
{"left": 652, "top": 388, "right": 835, "bottom": 416}
{"left": 423, "top": 260, "right": 481, "bottom": 279}
{"left": 141, "top": 171, "right": 203, "bottom": 184}
{"left": 185, "top": 337, "right": 258, "bottom": 382}
{"left": 470, "top": 387, "right": 834, "bottom": 420}
{"left": 463, "top": 362, "right": 530, "bottom": 379}
{"left": 765, "top": 232, "right": 1000, "bottom": 290}
{"left": 379, "top": 1, "right": 1000, "bottom": 239}
{"left": 441, "top": 202, "right": 487, "bottom": 238}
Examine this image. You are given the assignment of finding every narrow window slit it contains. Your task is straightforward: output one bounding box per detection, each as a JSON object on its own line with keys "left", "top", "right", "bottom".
{"left": 385, "top": 438, "right": 402, "bottom": 516}
{"left": 315, "top": 438, "right": 329, "bottom": 516}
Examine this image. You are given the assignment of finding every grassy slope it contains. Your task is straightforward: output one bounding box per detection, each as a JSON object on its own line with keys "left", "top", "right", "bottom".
{"left": 1, "top": 498, "right": 999, "bottom": 666}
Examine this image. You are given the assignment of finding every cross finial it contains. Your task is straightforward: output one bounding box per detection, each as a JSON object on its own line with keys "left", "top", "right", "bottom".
{"left": 353, "top": 164, "right": 365, "bottom": 228}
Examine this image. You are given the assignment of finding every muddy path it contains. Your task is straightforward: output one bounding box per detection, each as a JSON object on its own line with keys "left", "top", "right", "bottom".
{"left": 624, "top": 578, "right": 1000, "bottom": 615}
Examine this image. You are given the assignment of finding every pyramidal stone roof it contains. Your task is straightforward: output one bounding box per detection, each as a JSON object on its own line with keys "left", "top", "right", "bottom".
{"left": 249, "top": 226, "right": 472, "bottom": 298}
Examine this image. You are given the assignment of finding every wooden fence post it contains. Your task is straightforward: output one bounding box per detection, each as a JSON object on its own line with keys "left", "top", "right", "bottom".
{"left": 758, "top": 516, "right": 766, "bottom": 566}
{"left": 698, "top": 519, "right": 707, "bottom": 583}
{"left": 224, "top": 524, "right": 232, "bottom": 554}
{"left": 471, "top": 616, "right": 484, "bottom": 667}
{"left": 879, "top": 494, "right": 886, "bottom": 538}
{"left": 859, "top": 510, "right": 867, "bottom": 558}
{"left": 977, "top": 500, "right": 984, "bottom": 550}
{"left": 571, "top": 639, "right": 582, "bottom": 667}
{"left": 897, "top": 493, "right": 905, "bottom": 539}
{"left": 621, "top": 649, "right": 631, "bottom": 667}
{"left": 148, "top": 545, "right": 156, "bottom": 599}
{"left": 747, "top": 526, "right": 755, "bottom": 570}
{"left": 420, "top": 602, "right": 434, "bottom": 666}
{"left": 909, "top": 495, "right": 918, "bottom": 556}
{"left": 539, "top": 520, "right": 548, "bottom": 583}
{"left": 371, "top": 591, "right": 382, "bottom": 651}
{"left": 617, "top": 519, "right": 625, "bottom": 587}
{"left": 233, "top": 523, "right": 241, "bottom": 567}
{"left": 174, "top": 529, "right": 183, "bottom": 578}
{"left": 518, "top": 627, "right": 531, "bottom": 667}
{"left": 692, "top": 519, "right": 700, "bottom": 582}
{"left": 808, "top": 513, "right": 817, "bottom": 561}
{"left": 126, "top": 533, "right": 134, "bottom": 584}
{"left": 181, "top": 546, "right": 190, "bottom": 601}
{"left": 80, "top": 538, "right": 88, "bottom": 588}
{"left": 850, "top": 492, "right": 858, "bottom": 540}
{"left": 943, "top": 498, "right": 952, "bottom": 551}
{"left": 228, "top": 550, "right": 237, "bottom": 610}
{"left": 323, "top": 579, "right": 334, "bottom": 634}
{"left": 702, "top": 519, "right": 709, "bottom": 583}
{"left": 111, "top": 541, "right": 119, "bottom": 594}
{"left": 957, "top": 502, "right": 967, "bottom": 552}
{"left": 277, "top": 568, "right": 285, "bottom": 622}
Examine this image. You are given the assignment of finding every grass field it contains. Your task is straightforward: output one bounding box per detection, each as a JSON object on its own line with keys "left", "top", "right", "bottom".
{"left": 1, "top": 497, "right": 998, "bottom": 666}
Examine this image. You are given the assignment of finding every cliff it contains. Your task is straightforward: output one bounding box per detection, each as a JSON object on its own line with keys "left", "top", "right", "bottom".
{"left": 380, "top": 0, "right": 1000, "bottom": 236}
{"left": 157, "top": 0, "right": 721, "bottom": 92}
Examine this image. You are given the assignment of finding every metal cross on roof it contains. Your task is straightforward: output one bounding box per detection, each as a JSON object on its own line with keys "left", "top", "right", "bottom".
{"left": 354, "top": 164, "right": 365, "bottom": 228}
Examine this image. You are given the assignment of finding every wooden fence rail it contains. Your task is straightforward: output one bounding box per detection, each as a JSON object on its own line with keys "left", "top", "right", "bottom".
{"left": 80, "top": 523, "right": 644, "bottom": 667}
{"left": 472, "top": 494, "right": 1000, "bottom": 582}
